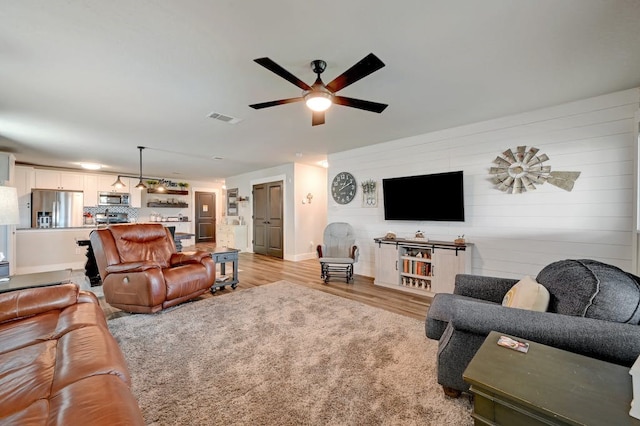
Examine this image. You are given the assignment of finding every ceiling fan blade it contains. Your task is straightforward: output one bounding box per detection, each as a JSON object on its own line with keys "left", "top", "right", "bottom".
{"left": 254, "top": 57, "right": 312, "bottom": 91}
{"left": 333, "top": 96, "right": 388, "bottom": 113}
{"left": 249, "top": 97, "right": 304, "bottom": 109}
{"left": 312, "top": 111, "right": 325, "bottom": 126}
{"left": 325, "top": 53, "right": 385, "bottom": 93}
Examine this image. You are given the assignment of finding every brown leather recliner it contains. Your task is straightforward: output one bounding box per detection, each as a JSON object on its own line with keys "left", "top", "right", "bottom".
{"left": 90, "top": 223, "right": 215, "bottom": 313}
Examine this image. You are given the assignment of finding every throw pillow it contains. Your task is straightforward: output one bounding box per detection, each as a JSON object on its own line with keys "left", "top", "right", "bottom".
{"left": 502, "top": 276, "right": 550, "bottom": 312}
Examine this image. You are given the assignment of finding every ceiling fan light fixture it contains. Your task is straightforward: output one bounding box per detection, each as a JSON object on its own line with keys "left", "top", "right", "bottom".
{"left": 305, "top": 92, "right": 332, "bottom": 112}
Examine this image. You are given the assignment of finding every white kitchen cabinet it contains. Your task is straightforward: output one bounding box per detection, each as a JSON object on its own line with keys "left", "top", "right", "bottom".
{"left": 216, "top": 224, "right": 247, "bottom": 251}
{"left": 129, "top": 183, "right": 142, "bottom": 208}
{"left": 34, "top": 169, "right": 83, "bottom": 190}
{"left": 0, "top": 152, "right": 14, "bottom": 184}
{"left": 14, "top": 166, "right": 34, "bottom": 228}
{"left": 83, "top": 174, "right": 98, "bottom": 206}
{"left": 171, "top": 222, "right": 191, "bottom": 233}
{"left": 97, "top": 175, "right": 122, "bottom": 193}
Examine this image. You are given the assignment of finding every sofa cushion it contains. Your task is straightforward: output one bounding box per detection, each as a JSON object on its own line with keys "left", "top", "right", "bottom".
{"left": 536, "top": 259, "right": 640, "bottom": 324}
{"left": 502, "top": 276, "right": 549, "bottom": 312}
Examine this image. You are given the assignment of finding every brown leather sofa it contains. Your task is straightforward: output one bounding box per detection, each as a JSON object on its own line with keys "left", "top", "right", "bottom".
{"left": 91, "top": 223, "right": 216, "bottom": 313}
{"left": 0, "top": 283, "right": 144, "bottom": 424}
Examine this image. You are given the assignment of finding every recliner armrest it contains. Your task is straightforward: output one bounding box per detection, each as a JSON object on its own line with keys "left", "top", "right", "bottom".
{"left": 449, "top": 298, "right": 640, "bottom": 367}
{"left": 170, "top": 251, "right": 210, "bottom": 266}
{"left": 106, "top": 260, "right": 161, "bottom": 274}
{"left": 454, "top": 274, "right": 519, "bottom": 303}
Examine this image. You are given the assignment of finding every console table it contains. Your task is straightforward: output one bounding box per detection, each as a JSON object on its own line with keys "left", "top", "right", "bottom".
{"left": 209, "top": 247, "right": 239, "bottom": 293}
{"left": 463, "top": 331, "right": 639, "bottom": 425}
{"left": 373, "top": 238, "right": 471, "bottom": 296}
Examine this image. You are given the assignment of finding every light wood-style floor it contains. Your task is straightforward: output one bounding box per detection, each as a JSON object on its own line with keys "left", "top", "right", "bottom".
{"left": 196, "top": 242, "right": 433, "bottom": 321}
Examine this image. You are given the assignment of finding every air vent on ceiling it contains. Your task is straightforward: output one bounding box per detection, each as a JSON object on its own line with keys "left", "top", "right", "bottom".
{"left": 208, "top": 112, "right": 242, "bottom": 124}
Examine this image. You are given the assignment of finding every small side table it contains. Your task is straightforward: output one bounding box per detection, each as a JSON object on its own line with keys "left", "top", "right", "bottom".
{"left": 463, "top": 330, "right": 639, "bottom": 425}
{"left": 209, "top": 247, "right": 239, "bottom": 293}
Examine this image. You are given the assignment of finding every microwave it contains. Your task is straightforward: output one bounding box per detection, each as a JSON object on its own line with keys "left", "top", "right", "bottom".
{"left": 98, "top": 192, "right": 130, "bottom": 206}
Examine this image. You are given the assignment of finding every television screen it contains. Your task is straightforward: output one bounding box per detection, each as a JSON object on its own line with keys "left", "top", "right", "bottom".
{"left": 382, "top": 171, "right": 465, "bottom": 221}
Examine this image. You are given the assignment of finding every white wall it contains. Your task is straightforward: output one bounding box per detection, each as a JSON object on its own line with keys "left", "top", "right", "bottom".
{"left": 293, "top": 163, "right": 327, "bottom": 260}
{"left": 328, "top": 88, "right": 640, "bottom": 279}
{"left": 225, "top": 162, "right": 327, "bottom": 261}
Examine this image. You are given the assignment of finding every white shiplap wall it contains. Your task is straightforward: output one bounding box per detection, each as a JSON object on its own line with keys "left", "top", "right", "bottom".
{"left": 327, "top": 88, "right": 640, "bottom": 280}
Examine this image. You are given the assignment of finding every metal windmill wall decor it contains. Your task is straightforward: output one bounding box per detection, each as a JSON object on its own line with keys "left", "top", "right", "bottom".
{"left": 489, "top": 146, "right": 581, "bottom": 194}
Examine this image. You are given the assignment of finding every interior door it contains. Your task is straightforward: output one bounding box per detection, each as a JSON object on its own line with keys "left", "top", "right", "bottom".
{"left": 195, "top": 191, "right": 216, "bottom": 243}
{"left": 252, "top": 181, "right": 283, "bottom": 258}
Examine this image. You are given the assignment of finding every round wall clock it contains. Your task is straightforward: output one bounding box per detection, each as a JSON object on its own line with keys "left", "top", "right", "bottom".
{"left": 331, "top": 172, "right": 357, "bottom": 204}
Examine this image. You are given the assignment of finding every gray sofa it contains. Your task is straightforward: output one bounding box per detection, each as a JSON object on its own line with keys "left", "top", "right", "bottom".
{"left": 425, "top": 259, "right": 640, "bottom": 396}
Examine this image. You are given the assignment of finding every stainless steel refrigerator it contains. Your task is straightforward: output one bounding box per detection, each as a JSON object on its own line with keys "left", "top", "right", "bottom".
{"left": 31, "top": 189, "right": 84, "bottom": 228}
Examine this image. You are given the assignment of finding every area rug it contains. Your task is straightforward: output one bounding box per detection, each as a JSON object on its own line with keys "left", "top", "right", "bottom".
{"left": 108, "top": 281, "right": 472, "bottom": 425}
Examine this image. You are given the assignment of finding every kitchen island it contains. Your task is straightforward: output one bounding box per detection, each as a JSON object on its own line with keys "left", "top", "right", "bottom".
{"left": 15, "top": 227, "right": 96, "bottom": 275}
{"left": 16, "top": 222, "right": 195, "bottom": 275}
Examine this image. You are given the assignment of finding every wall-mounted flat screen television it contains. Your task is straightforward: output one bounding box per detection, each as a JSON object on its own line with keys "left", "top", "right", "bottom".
{"left": 382, "top": 171, "right": 465, "bottom": 221}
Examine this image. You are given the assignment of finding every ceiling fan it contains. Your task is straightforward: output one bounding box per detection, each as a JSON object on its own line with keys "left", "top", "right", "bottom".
{"left": 249, "top": 53, "right": 388, "bottom": 126}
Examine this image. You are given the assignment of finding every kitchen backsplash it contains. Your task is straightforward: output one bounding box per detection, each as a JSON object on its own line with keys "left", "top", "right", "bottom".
{"left": 84, "top": 206, "right": 138, "bottom": 221}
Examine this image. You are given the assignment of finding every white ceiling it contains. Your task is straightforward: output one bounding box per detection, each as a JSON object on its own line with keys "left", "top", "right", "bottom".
{"left": 1, "top": 0, "right": 639, "bottom": 181}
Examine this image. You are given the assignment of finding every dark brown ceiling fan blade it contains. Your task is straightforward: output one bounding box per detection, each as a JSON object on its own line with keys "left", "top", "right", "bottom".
{"left": 249, "top": 97, "right": 304, "bottom": 109}
{"left": 254, "top": 57, "right": 312, "bottom": 91}
{"left": 333, "top": 96, "right": 388, "bottom": 113}
{"left": 312, "top": 111, "right": 325, "bottom": 126}
{"left": 325, "top": 53, "right": 385, "bottom": 93}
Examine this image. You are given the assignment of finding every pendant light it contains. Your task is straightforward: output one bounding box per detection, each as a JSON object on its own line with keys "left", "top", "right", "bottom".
{"left": 109, "top": 146, "right": 166, "bottom": 190}
{"left": 111, "top": 176, "right": 126, "bottom": 189}
{"left": 135, "top": 146, "right": 147, "bottom": 190}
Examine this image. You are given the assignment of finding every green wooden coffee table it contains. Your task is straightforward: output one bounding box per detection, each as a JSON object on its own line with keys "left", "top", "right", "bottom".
{"left": 463, "top": 330, "right": 640, "bottom": 425}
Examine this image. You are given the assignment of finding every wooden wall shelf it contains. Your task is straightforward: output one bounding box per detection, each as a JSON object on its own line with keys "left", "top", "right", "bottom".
{"left": 147, "top": 188, "right": 188, "bottom": 195}
{"left": 146, "top": 202, "right": 188, "bottom": 208}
